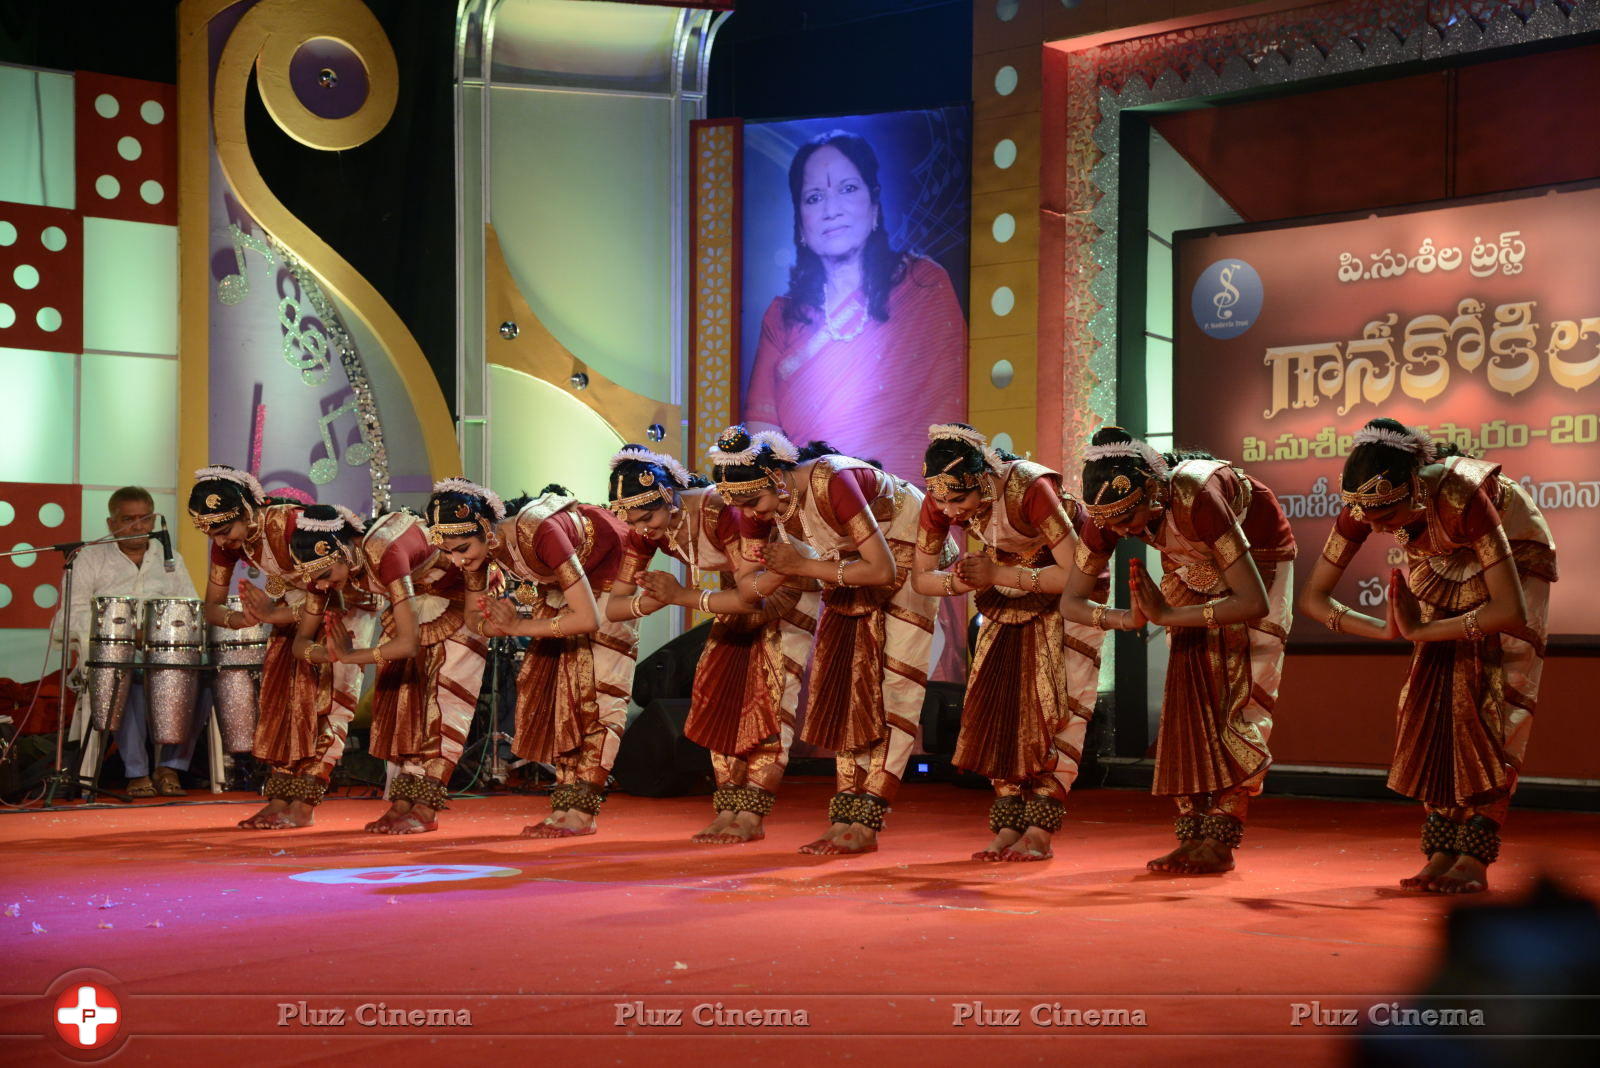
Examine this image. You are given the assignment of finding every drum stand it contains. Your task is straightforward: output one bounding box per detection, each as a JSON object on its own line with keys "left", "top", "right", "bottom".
{"left": 0, "top": 533, "right": 153, "bottom": 807}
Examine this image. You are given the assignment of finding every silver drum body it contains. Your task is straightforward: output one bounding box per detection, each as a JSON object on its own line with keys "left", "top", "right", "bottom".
{"left": 142, "top": 598, "right": 205, "bottom": 745}
{"left": 86, "top": 596, "right": 141, "bottom": 731}
{"left": 207, "top": 596, "right": 267, "bottom": 752}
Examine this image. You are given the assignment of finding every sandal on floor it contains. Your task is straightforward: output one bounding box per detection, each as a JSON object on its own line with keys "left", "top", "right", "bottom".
{"left": 126, "top": 777, "right": 157, "bottom": 798}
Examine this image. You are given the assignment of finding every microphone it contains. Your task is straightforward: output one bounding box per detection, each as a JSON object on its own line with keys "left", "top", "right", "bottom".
{"left": 153, "top": 523, "right": 176, "bottom": 573}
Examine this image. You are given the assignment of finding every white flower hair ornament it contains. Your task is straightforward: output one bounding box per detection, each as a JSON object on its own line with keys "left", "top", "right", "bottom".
{"left": 1081, "top": 439, "right": 1170, "bottom": 480}
{"left": 609, "top": 446, "right": 694, "bottom": 490}
{"left": 1351, "top": 424, "right": 1438, "bottom": 461}
{"left": 928, "top": 423, "right": 1004, "bottom": 472}
{"left": 194, "top": 466, "right": 267, "bottom": 503}
{"left": 431, "top": 477, "right": 507, "bottom": 521}
{"left": 296, "top": 505, "right": 358, "bottom": 530}
{"left": 707, "top": 427, "right": 799, "bottom": 467}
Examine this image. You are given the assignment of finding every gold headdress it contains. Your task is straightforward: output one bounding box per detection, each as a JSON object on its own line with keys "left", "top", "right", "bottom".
{"left": 426, "top": 478, "right": 506, "bottom": 544}
{"left": 1341, "top": 424, "right": 1435, "bottom": 518}
{"left": 188, "top": 466, "right": 266, "bottom": 531}
{"left": 1083, "top": 473, "right": 1145, "bottom": 523}
{"left": 1339, "top": 472, "right": 1411, "bottom": 518}
{"left": 924, "top": 424, "right": 1001, "bottom": 501}
{"left": 707, "top": 426, "right": 796, "bottom": 503}
{"left": 608, "top": 447, "right": 693, "bottom": 515}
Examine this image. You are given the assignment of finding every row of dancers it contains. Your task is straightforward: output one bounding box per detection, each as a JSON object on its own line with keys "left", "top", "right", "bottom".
{"left": 184, "top": 415, "right": 1555, "bottom": 894}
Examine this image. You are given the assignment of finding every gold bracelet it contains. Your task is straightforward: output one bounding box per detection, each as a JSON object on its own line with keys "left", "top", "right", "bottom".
{"left": 835, "top": 559, "right": 848, "bottom": 587}
{"left": 1091, "top": 603, "right": 1108, "bottom": 630}
{"left": 1026, "top": 567, "right": 1043, "bottom": 594}
{"left": 1325, "top": 603, "right": 1350, "bottom": 634}
{"left": 371, "top": 644, "right": 387, "bottom": 668}
{"left": 630, "top": 590, "right": 647, "bottom": 619}
{"left": 942, "top": 571, "right": 958, "bottom": 597}
{"left": 697, "top": 589, "right": 713, "bottom": 613}
{"left": 1461, "top": 609, "right": 1484, "bottom": 642}
{"left": 303, "top": 642, "right": 325, "bottom": 663}
{"left": 1202, "top": 600, "right": 1220, "bottom": 629}
{"left": 550, "top": 613, "right": 566, "bottom": 639}
{"left": 475, "top": 617, "right": 491, "bottom": 638}
{"left": 291, "top": 601, "right": 304, "bottom": 623}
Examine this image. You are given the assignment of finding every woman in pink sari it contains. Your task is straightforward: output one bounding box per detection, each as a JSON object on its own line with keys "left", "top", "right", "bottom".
{"left": 744, "top": 130, "right": 967, "bottom": 485}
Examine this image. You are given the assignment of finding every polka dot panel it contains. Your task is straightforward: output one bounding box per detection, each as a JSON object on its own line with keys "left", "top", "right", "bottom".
{"left": 75, "top": 71, "right": 177, "bottom": 226}
{"left": 0, "top": 481, "right": 81, "bottom": 630}
{"left": 0, "top": 201, "right": 82, "bottom": 354}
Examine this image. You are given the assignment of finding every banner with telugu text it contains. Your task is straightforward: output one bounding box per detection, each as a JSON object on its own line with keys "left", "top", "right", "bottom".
{"left": 1175, "top": 182, "right": 1598, "bottom": 642}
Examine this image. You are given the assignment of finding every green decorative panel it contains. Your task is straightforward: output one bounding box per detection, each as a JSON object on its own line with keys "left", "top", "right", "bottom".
{"left": 0, "top": 64, "right": 75, "bottom": 210}
{"left": 81, "top": 216, "right": 177, "bottom": 355}
{"left": 0, "top": 347, "right": 75, "bottom": 484}
{"left": 77, "top": 353, "right": 176, "bottom": 488}
{"left": 490, "top": 90, "right": 674, "bottom": 402}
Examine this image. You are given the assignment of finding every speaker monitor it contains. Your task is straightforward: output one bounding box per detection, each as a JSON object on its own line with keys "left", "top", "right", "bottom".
{"left": 612, "top": 698, "right": 712, "bottom": 798}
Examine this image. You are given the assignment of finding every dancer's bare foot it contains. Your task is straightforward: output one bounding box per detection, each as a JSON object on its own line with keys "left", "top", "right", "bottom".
{"left": 1147, "top": 839, "right": 1205, "bottom": 872}
{"left": 800, "top": 823, "right": 877, "bottom": 855}
{"left": 1400, "top": 851, "right": 1458, "bottom": 890}
{"left": 382, "top": 801, "right": 438, "bottom": 835}
{"left": 999, "top": 827, "right": 1053, "bottom": 862}
{"left": 243, "top": 799, "right": 315, "bottom": 829}
{"left": 1427, "top": 854, "right": 1489, "bottom": 894}
{"left": 365, "top": 800, "right": 413, "bottom": 834}
{"left": 798, "top": 821, "right": 851, "bottom": 854}
{"left": 695, "top": 810, "right": 765, "bottom": 845}
{"left": 691, "top": 810, "right": 737, "bottom": 843}
{"left": 523, "top": 809, "right": 597, "bottom": 838}
{"left": 238, "top": 798, "right": 289, "bottom": 829}
{"left": 1166, "top": 838, "right": 1235, "bottom": 874}
{"left": 972, "top": 827, "right": 1022, "bottom": 861}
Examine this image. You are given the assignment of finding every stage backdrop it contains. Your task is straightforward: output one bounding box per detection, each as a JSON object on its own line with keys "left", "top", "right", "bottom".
{"left": 1176, "top": 181, "right": 1598, "bottom": 643}
{"left": 738, "top": 106, "right": 970, "bottom": 485}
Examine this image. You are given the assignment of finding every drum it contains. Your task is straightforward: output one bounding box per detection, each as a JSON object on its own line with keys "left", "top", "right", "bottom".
{"left": 86, "top": 596, "right": 140, "bottom": 731}
{"left": 142, "top": 598, "right": 206, "bottom": 745}
{"left": 207, "top": 596, "right": 268, "bottom": 753}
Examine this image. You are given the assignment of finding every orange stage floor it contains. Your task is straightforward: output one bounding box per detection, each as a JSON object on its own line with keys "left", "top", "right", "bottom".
{"left": 2, "top": 780, "right": 1596, "bottom": 1064}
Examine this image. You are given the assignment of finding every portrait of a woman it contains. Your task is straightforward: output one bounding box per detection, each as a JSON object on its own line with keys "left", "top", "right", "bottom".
{"left": 743, "top": 129, "right": 968, "bottom": 484}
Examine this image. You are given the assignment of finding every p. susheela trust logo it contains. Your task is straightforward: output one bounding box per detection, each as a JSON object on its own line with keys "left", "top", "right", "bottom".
{"left": 1191, "top": 258, "right": 1263, "bottom": 339}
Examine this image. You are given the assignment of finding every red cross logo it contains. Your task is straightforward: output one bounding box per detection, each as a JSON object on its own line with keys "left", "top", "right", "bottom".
{"left": 54, "top": 983, "right": 121, "bottom": 1049}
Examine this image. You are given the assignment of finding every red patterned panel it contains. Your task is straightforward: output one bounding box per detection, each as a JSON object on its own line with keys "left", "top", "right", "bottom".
{"left": 0, "top": 482, "right": 82, "bottom": 630}
{"left": 0, "top": 201, "right": 83, "bottom": 355}
{"left": 75, "top": 72, "right": 177, "bottom": 226}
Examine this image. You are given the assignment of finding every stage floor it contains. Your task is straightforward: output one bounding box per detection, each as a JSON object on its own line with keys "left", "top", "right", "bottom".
{"left": 2, "top": 780, "right": 1596, "bottom": 1064}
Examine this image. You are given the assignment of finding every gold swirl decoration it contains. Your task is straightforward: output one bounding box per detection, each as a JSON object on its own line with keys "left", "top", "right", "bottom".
{"left": 185, "top": 0, "right": 456, "bottom": 481}
{"left": 484, "top": 225, "right": 682, "bottom": 456}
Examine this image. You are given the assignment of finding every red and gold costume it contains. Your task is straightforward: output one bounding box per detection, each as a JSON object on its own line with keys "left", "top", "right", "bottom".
{"left": 303, "top": 512, "right": 485, "bottom": 787}
{"left": 209, "top": 503, "right": 373, "bottom": 784}
{"left": 920, "top": 460, "right": 1111, "bottom": 806}
{"left": 617, "top": 489, "right": 819, "bottom": 801}
{"left": 1080, "top": 458, "right": 1297, "bottom": 822}
{"left": 491, "top": 495, "right": 639, "bottom": 795}
{"left": 758, "top": 456, "right": 943, "bottom": 816}
{"left": 1322, "top": 456, "right": 1555, "bottom": 826}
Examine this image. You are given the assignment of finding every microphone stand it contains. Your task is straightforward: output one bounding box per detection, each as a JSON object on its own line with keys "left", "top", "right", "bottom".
{"left": 0, "top": 532, "right": 165, "bottom": 806}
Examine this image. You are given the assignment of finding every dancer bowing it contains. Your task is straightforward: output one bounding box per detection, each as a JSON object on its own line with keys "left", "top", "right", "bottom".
{"left": 1297, "top": 418, "right": 1556, "bottom": 894}
{"left": 1063, "top": 428, "right": 1296, "bottom": 875}
{"left": 605, "top": 445, "right": 820, "bottom": 844}
{"left": 427, "top": 479, "right": 638, "bottom": 838}
{"left": 286, "top": 504, "right": 484, "bottom": 834}
{"left": 706, "top": 425, "right": 944, "bottom": 855}
{"left": 187, "top": 467, "right": 371, "bottom": 830}
{"left": 912, "top": 423, "right": 1112, "bottom": 862}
